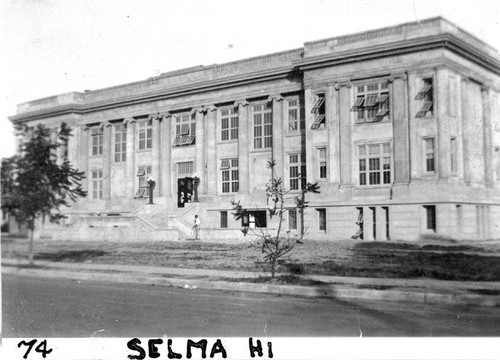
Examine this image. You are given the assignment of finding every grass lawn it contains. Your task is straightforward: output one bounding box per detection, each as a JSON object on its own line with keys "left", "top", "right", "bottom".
{"left": 2, "top": 235, "right": 500, "bottom": 281}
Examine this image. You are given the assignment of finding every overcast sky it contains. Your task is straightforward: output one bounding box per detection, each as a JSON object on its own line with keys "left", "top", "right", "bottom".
{"left": 1, "top": 0, "right": 500, "bottom": 159}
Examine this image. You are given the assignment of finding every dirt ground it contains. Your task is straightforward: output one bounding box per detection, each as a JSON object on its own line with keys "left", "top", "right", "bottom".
{"left": 2, "top": 235, "right": 500, "bottom": 281}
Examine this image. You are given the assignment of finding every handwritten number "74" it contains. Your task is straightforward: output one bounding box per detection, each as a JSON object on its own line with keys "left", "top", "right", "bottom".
{"left": 17, "top": 339, "right": 53, "bottom": 359}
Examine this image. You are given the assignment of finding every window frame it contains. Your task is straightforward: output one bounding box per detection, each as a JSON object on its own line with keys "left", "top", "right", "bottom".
{"left": 91, "top": 170, "right": 103, "bottom": 200}
{"left": 221, "top": 158, "right": 239, "bottom": 194}
{"left": 173, "top": 113, "right": 196, "bottom": 147}
{"left": 138, "top": 119, "right": 153, "bottom": 150}
{"left": 318, "top": 147, "right": 327, "bottom": 180}
{"left": 317, "top": 208, "right": 327, "bottom": 231}
{"left": 252, "top": 103, "right": 273, "bottom": 149}
{"left": 357, "top": 142, "right": 392, "bottom": 186}
{"left": 114, "top": 123, "right": 127, "bottom": 163}
{"left": 310, "top": 93, "right": 326, "bottom": 130}
{"left": 220, "top": 107, "right": 239, "bottom": 142}
{"left": 220, "top": 211, "right": 228, "bottom": 228}
{"left": 289, "top": 209, "right": 298, "bottom": 230}
{"left": 287, "top": 97, "right": 305, "bottom": 134}
{"left": 90, "top": 127, "right": 103, "bottom": 156}
{"left": 135, "top": 165, "right": 151, "bottom": 198}
{"left": 424, "top": 205, "right": 437, "bottom": 232}
{"left": 289, "top": 153, "right": 306, "bottom": 191}
{"left": 415, "top": 77, "right": 434, "bottom": 118}
{"left": 424, "top": 137, "right": 436, "bottom": 174}
{"left": 353, "top": 82, "right": 390, "bottom": 124}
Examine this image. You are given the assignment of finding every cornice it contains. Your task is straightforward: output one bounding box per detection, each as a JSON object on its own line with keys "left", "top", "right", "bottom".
{"left": 10, "top": 66, "right": 294, "bottom": 123}
{"left": 295, "top": 34, "right": 500, "bottom": 76}
{"left": 10, "top": 32, "right": 500, "bottom": 124}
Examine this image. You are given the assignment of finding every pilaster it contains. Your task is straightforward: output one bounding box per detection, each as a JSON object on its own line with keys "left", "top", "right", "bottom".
{"left": 326, "top": 84, "right": 339, "bottom": 184}
{"left": 150, "top": 114, "right": 162, "bottom": 196}
{"left": 79, "top": 125, "right": 89, "bottom": 192}
{"left": 236, "top": 99, "right": 250, "bottom": 193}
{"left": 193, "top": 107, "right": 205, "bottom": 196}
{"left": 304, "top": 88, "right": 315, "bottom": 184}
{"left": 389, "top": 72, "right": 410, "bottom": 185}
{"left": 125, "top": 118, "right": 136, "bottom": 197}
{"left": 436, "top": 69, "right": 450, "bottom": 181}
{"left": 481, "top": 86, "right": 494, "bottom": 188}
{"left": 160, "top": 113, "right": 172, "bottom": 197}
{"left": 335, "top": 81, "right": 353, "bottom": 187}
{"left": 103, "top": 122, "right": 112, "bottom": 200}
{"left": 461, "top": 78, "right": 473, "bottom": 184}
{"left": 204, "top": 105, "right": 217, "bottom": 195}
{"left": 269, "top": 94, "right": 284, "bottom": 181}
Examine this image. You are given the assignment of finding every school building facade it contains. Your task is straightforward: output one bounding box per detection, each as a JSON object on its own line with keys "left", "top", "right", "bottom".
{"left": 9, "top": 17, "right": 500, "bottom": 242}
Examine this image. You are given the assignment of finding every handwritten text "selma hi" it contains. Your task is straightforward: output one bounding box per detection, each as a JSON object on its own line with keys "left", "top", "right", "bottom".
{"left": 127, "top": 337, "right": 274, "bottom": 359}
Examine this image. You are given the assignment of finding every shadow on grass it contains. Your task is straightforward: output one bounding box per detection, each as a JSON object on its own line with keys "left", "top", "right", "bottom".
{"left": 35, "top": 250, "right": 109, "bottom": 262}
{"left": 282, "top": 241, "right": 500, "bottom": 281}
{"left": 228, "top": 275, "right": 327, "bottom": 286}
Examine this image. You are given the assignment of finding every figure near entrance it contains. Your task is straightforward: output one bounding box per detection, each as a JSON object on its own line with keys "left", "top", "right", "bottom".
{"left": 192, "top": 214, "right": 200, "bottom": 240}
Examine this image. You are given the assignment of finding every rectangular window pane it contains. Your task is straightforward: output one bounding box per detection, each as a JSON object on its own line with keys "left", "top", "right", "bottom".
{"left": 289, "top": 210, "right": 297, "bottom": 230}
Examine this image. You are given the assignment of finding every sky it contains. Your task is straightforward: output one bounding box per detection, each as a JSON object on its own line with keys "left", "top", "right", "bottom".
{"left": 1, "top": 0, "right": 500, "bottom": 160}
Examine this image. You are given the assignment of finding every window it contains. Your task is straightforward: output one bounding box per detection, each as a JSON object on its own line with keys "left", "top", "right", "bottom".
{"left": 318, "top": 208, "right": 326, "bottom": 231}
{"left": 135, "top": 166, "right": 151, "bottom": 198}
{"left": 221, "top": 108, "right": 239, "bottom": 141}
{"left": 424, "top": 205, "right": 436, "bottom": 232}
{"left": 221, "top": 159, "right": 239, "bottom": 193}
{"left": 177, "top": 161, "right": 194, "bottom": 176}
{"left": 311, "top": 93, "right": 326, "bottom": 129}
{"left": 220, "top": 211, "right": 228, "bottom": 228}
{"left": 138, "top": 119, "right": 153, "bottom": 150}
{"left": 289, "top": 154, "right": 306, "bottom": 190}
{"left": 319, "top": 147, "right": 327, "bottom": 179}
{"left": 173, "top": 114, "right": 196, "bottom": 147}
{"left": 287, "top": 98, "right": 305, "bottom": 133}
{"left": 114, "top": 124, "right": 127, "bottom": 163}
{"left": 289, "top": 209, "right": 297, "bottom": 230}
{"left": 91, "top": 128, "right": 103, "bottom": 156}
{"left": 424, "top": 138, "right": 435, "bottom": 173}
{"left": 353, "top": 82, "right": 389, "bottom": 123}
{"left": 416, "top": 78, "right": 433, "bottom": 118}
{"left": 450, "top": 137, "right": 457, "bottom": 174}
{"left": 358, "top": 143, "right": 391, "bottom": 185}
{"left": 91, "top": 170, "right": 103, "bottom": 199}
{"left": 253, "top": 103, "right": 272, "bottom": 149}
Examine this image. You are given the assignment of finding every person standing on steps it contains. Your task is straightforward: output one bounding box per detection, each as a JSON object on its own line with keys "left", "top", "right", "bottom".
{"left": 192, "top": 214, "right": 200, "bottom": 240}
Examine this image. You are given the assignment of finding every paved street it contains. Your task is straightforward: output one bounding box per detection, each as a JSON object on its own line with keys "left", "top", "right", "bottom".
{"left": 3, "top": 274, "right": 500, "bottom": 337}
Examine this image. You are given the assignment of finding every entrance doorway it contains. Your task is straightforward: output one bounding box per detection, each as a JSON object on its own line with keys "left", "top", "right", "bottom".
{"left": 177, "top": 178, "right": 193, "bottom": 207}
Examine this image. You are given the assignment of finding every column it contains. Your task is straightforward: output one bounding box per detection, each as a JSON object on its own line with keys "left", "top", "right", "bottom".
{"left": 390, "top": 73, "right": 410, "bottom": 184}
{"left": 461, "top": 79, "right": 473, "bottom": 184}
{"left": 336, "top": 81, "right": 353, "bottom": 187}
{"left": 103, "top": 123, "right": 112, "bottom": 200}
{"left": 160, "top": 113, "right": 172, "bottom": 197}
{"left": 436, "top": 69, "right": 450, "bottom": 180}
{"left": 204, "top": 105, "right": 217, "bottom": 195}
{"left": 125, "top": 118, "right": 136, "bottom": 197}
{"left": 326, "top": 84, "right": 340, "bottom": 184}
{"left": 151, "top": 114, "right": 162, "bottom": 195}
{"left": 269, "top": 94, "right": 284, "bottom": 181}
{"left": 79, "top": 125, "right": 89, "bottom": 192}
{"left": 236, "top": 99, "right": 250, "bottom": 193}
{"left": 482, "top": 86, "right": 494, "bottom": 187}
{"left": 194, "top": 108, "right": 205, "bottom": 195}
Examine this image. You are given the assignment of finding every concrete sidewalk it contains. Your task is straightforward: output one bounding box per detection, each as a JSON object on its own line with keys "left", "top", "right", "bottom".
{"left": 3, "top": 258, "right": 500, "bottom": 307}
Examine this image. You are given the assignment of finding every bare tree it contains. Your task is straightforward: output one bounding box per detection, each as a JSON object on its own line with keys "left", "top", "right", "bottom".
{"left": 232, "top": 160, "right": 320, "bottom": 279}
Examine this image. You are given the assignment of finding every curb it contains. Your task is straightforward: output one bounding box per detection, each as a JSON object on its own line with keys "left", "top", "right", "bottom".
{"left": 4, "top": 266, "right": 500, "bottom": 307}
